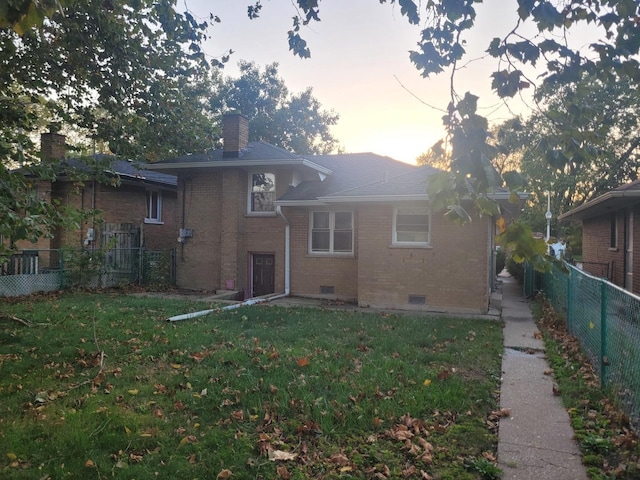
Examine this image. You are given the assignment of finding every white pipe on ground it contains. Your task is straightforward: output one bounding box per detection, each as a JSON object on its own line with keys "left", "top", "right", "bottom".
{"left": 168, "top": 207, "right": 291, "bottom": 323}
{"left": 167, "top": 293, "right": 289, "bottom": 322}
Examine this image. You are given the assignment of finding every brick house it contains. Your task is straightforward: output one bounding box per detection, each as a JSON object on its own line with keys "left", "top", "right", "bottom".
{"left": 148, "top": 114, "right": 508, "bottom": 314}
{"left": 559, "top": 181, "right": 640, "bottom": 293}
{"left": 18, "top": 133, "right": 178, "bottom": 252}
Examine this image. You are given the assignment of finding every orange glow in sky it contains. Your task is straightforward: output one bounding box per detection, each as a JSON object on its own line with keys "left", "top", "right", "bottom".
{"left": 189, "top": 1, "right": 578, "bottom": 164}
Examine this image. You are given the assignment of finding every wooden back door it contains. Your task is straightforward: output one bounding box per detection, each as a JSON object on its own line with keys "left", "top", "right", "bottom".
{"left": 252, "top": 254, "right": 275, "bottom": 297}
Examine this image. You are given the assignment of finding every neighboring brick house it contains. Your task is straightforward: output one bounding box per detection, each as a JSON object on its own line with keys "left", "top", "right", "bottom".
{"left": 17, "top": 133, "right": 178, "bottom": 252}
{"left": 559, "top": 181, "right": 640, "bottom": 293}
{"left": 147, "top": 113, "right": 510, "bottom": 314}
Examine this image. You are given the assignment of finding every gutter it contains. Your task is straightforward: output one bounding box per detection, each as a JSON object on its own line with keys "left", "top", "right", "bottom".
{"left": 167, "top": 206, "right": 291, "bottom": 323}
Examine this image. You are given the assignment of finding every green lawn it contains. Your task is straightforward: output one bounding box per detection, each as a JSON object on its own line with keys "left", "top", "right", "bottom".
{"left": 0, "top": 293, "right": 503, "bottom": 479}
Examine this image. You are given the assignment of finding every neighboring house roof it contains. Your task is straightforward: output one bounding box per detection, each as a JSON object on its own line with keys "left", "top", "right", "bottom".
{"left": 559, "top": 180, "right": 640, "bottom": 221}
{"left": 59, "top": 157, "right": 177, "bottom": 188}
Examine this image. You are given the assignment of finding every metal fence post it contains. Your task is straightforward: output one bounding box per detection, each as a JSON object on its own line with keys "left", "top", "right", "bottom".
{"left": 566, "top": 266, "right": 572, "bottom": 331}
{"left": 59, "top": 250, "right": 65, "bottom": 289}
{"left": 600, "top": 280, "right": 608, "bottom": 389}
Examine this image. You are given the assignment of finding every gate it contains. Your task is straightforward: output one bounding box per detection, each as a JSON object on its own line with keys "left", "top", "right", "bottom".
{"left": 101, "top": 223, "right": 141, "bottom": 285}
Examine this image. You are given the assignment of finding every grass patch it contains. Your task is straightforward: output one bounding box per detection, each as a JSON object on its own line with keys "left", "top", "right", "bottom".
{"left": 534, "top": 299, "right": 640, "bottom": 480}
{"left": 0, "top": 292, "right": 503, "bottom": 479}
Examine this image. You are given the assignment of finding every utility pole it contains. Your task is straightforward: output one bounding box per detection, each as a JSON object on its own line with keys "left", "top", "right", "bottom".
{"left": 545, "top": 190, "right": 552, "bottom": 242}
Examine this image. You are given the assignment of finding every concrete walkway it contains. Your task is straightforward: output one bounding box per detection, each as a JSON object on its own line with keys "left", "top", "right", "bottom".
{"left": 498, "top": 273, "right": 588, "bottom": 480}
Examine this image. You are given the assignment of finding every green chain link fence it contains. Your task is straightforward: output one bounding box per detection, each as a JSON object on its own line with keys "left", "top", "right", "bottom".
{"left": 530, "top": 261, "right": 640, "bottom": 431}
{"left": 0, "top": 247, "right": 176, "bottom": 296}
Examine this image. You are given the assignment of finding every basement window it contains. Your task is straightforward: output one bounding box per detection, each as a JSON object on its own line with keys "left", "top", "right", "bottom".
{"left": 320, "top": 286, "right": 335, "bottom": 295}
{"left": 408, "top": 295, "right": 426, "bottom": 305}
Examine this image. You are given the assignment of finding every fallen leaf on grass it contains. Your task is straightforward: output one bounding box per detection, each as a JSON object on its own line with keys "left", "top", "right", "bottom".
{"left": 85, "top": 459, "right": 95, "bottom": 468}
{"left": 231, "top": 410, "right": 244, "bottom": 421}
{"left": 329, "top": 453, "right": 350, "bottom": 466}
{"left": 217, "top": 468, "right": 233, "bottom": 479}
{"left": 179, "top": 435, "right": 198, "bottom": 446}
{"left": 268, "top": 450, "right": 298, "bottom": 461}
{"left": 296, "top": 357, "right": 309, "bottom": 367}
{"left": 276, "top": 465, "right": 291, "bottom": 479}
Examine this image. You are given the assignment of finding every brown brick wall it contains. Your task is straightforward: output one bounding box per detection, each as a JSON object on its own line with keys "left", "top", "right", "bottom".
{"left": 581, "top": 209, "right": 640, "bottom": 293}
{"left": 172, "top": 168, "right": 492, "bottom": 312}
{"left": 14, "top": 180, "right": 177, "bottom": 252}
{"left": 175, "top": 172, "right": 224, "bottom": 291}
{"left": 582, "top": 212, "right": 624, "bottom": 287}
{"left": 357, "top": 205, "right": 490, "bottom": 313}
{"left": 175, "top": 168, "right": 289, "bottom": 294}
{"left": 284, "top": 207, "right": 359, "bottom": 300}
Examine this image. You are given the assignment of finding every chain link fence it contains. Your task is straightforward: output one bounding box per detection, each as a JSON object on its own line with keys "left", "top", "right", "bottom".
{"left": 0, "top": 247, "right": 176, "bottom": 297}
{"left": 531, "top": 261, "right": 640, "bottom": 431}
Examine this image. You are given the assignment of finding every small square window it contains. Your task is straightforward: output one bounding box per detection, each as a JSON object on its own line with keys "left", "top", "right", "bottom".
{"left": 393, "top": 207, "right": 430, "bottom": 246}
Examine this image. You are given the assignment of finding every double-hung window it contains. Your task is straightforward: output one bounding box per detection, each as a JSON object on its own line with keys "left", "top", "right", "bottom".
{"left": 145, "top": 190, "right": 162, "bottom": 223}
{"left": 393, "top": 207, "right": 430, "bottom": 246}
{"left": 310, "top": 211, "right": 353, "bottom": 254}
{"left": 249, "top": 172, "right": 276, "bottom": 214}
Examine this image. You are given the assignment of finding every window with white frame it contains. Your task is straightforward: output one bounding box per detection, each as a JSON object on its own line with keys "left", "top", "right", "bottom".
{"left": 393, "top": 207, "right": 430, "bottom": 245}
{"left": 310, "top": 211, "right": 353, "bottom": 254}
{"left": 248, "top": 172, "right": 276, "bottom": 214}
{"left": 145, "top": 190, "right": 162, "bottom": 223}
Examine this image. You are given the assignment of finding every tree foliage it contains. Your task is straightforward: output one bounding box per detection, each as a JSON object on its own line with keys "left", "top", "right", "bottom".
{"left": 210, "top": 61, "right": 340, "bottom": 154}
{"left": 1, "top": 0, "right": 217, "bottom": 253}
{"left": 247, "top": 0, "right": 639, "bottom": 269}
{"left": 499, "top": 74, "right": 640, "bottom": 237}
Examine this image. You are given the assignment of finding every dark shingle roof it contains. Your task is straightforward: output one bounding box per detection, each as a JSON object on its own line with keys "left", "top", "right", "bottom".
{"left": 320, "top": 165, "right": 438, "bottom": 199}
{"left": 154, "top": 141, "right": 300, "bottom": 164}
{"left": 279, "top": 153, "right": 424, "bottom": 201}
{"left": 62, "top": 157, "right": 176, "bottom": 187}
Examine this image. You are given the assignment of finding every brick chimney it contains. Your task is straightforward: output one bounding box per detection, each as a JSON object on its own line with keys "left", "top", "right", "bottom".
{"left": 40, "top": 131, "right": 66, "bottom": 161}
{"left": 222, "top": 113, "right": 249, "bottom": 159}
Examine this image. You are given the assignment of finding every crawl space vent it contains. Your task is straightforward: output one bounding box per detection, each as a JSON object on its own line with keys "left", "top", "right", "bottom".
{"left": 408, "top": 295, "right": 426, "bottom": 305}
{"left": 320, "top": 286, "right": 335, "bottom": 295}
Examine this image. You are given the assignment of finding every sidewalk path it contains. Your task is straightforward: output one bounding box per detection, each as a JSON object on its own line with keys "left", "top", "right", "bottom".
{"left": 498, "top": 274, "right": 588, "bottom": 480}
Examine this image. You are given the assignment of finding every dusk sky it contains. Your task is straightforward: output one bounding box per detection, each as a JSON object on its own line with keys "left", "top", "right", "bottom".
{"left": 188, "top": 1, "right": 593, "bottom": 164}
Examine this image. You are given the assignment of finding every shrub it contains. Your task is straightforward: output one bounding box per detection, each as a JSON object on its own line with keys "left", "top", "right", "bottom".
{"left": 506, "top": 255, "right": 524, "bottom": 284}
{"left": 495, "top": 249, "right": 506, "bottom": 275}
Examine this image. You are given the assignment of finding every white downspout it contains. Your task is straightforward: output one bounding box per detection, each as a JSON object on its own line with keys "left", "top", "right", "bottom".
{"left": 166, "top": 205, "right": 291, "bottom": 322}
{"left": 276, "top": 205, "right": 291, "bottom": 296}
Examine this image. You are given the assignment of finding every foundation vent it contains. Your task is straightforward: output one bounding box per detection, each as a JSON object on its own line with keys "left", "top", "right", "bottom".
{"left": 408, "top": 295, "right": 426, "bottom": 305}
{"left": 320, "top": 286, "right": 335, "bottom": 295}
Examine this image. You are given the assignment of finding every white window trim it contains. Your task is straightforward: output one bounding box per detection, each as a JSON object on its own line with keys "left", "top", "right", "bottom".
{"left": 145, "top": 190, "right": 163, "bottom": 224}
{"left": 308, "top": 210, "right": 354, "bottom": 256}
{"left": 392, "top": 206, "right": 431, "bottom": 247}
{"left": 247, "top": 171, "right": 277, "bottom": 216}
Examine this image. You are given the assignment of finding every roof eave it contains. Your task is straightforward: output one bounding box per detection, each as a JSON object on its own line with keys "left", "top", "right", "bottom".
{"left": 146, "top": 158, "right": 333, "bottom": 176}
{"left": 559, "top": 191, "right": 640, "bottom": 221}
{"left": 318, "top": 194, "right": 430, "bottom": 203}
